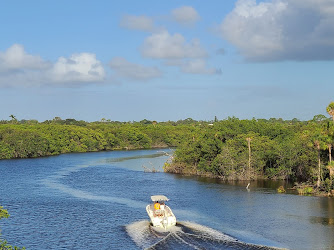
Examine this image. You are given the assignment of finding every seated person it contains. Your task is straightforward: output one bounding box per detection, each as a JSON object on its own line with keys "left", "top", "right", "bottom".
{"left": 154, "top": 201, "right": 160, "bottom": 210}
{"left": 154, "top": 201, "right": 161, "bottom": 216}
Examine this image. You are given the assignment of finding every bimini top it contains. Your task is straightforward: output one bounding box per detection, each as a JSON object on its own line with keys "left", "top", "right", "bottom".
{"left": 151, "top": 195, "right": 169, "bottom": 202}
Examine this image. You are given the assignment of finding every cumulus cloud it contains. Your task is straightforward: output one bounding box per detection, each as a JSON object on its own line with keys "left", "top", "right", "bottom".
{"left": 171, "top": 6, "right": 200, "bottom": 25}
{"left": 220, "top": 0, "right": 334, "bottom": 61}
{"left": 141, "top": 30, "right": 207, "bottom": 59}
{"left": 0, "top": 44, "right": 105, "bottom": 87}
{"left": 181, "top": 59, "right": 218, "bottom": 75}
{"left": 109, "top": 57, "right": 162, "bottom": 81}
{"left": 50, "top": 53, "right": 105, "bottom": 83}
{"left": 120, "top": 15, "right": 155, "bottom": 32}
{"left": 140, "top": 30, "right": 219, "bottom": 75}
{"left": 0, "top": 44, "right": 49, "bottom": 72}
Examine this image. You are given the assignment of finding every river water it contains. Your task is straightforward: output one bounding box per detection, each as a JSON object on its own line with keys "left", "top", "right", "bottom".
{"left": 0, "top": 149, "right": 333, "bottom": 250}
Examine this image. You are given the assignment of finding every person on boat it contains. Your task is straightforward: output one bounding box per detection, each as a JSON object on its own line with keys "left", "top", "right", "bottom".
{"left": 160, "top": 201, "right": 165, "bottom": 210}
{"left": 154, "top": 201, "right": 160, "bottom": 210}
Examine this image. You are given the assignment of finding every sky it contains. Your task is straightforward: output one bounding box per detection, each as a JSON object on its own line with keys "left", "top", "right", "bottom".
{"left": 0, "top": 0, "right": 333, "bottom": 122}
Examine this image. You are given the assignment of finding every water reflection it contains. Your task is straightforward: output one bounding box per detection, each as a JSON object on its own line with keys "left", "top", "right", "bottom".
{"left": 101, "top": 152, "right": 167, "bottom": 163}
{"left": 312, "top": 198, "right": 334, "bottom": 226}
{"left": 173, "top": 175, "right": 296, "bottom": 193}
{"left": 309, "top": 216, "right": 334, "bottom": 226}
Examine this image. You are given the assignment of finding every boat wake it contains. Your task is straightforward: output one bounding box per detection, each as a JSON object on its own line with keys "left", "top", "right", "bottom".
{"left": 126, "top": 221, "right": 283, "bottom": 250}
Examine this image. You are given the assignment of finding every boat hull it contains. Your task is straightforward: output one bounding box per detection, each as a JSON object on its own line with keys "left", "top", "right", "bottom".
{"left": 146, "top": 204, "right": 176, "bottom": 230}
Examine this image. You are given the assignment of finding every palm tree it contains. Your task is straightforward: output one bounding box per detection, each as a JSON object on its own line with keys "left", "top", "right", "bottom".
{"left": 328, "top": 144, "right": 332, "bottom": 163}
{"left": 314, "top": 140, "right": 322, "bottom": 188}
{"left": 327, "top": 143, "right": 334, "bottom": 179}
{"left": 326, "top": 102, "right": 334, "bottom": 122}
{"left": 9, "top": 114, "right": 17, "bottom": 123}
{"left": 326, "top": 102, "right": 334, "bottom": 178}
{"left": 246, "top": 137, "right": 252, "bottom": 180}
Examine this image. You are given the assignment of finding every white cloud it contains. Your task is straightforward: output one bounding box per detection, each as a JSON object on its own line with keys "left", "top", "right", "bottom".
{"left": 171, "top": 6, "right": 200, "bottom": 25}
{"left": 120, "top": 15, "right": 155, "bottom": 32}
{"left": 140, "top": 30, "right": 219, "bottom": 75}
{"left": 109, "top": 57, "right": 162, "bottom": 81}
{"left": 141, "top": 30, "right": 207, "bottom": 59}
{"left": 181, "top": 59, "right": 218, "bottom": 75}
{"left": 0, "top": 44, "right": 49, "bottom": 72}
{"left": 220, "top": 0, "right": 334, "bottom": 61}
{"left": 50, "top": 53, "right": 105, "bottom": 83}
{"left": 0, "top": 44, "right": 106, "bottom": 87}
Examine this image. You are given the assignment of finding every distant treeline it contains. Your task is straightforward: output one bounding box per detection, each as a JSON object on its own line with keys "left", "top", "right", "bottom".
{"left": 1, "top": 112, "right": 334, "bottom": 190}
{"left": 0, "top": 117, "right": 203, "bottom": 159}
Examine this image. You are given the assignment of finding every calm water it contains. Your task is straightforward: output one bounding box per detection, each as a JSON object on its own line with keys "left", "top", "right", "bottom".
{"left": 0, "top": 149, "right": 333, "bottom": 250}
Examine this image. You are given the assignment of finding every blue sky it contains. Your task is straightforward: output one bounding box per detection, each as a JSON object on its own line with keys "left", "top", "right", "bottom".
{"left": 0, "top": 0, "right": 333, "bottom": 122}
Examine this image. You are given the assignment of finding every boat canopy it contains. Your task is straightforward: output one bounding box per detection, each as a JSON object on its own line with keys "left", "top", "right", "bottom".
{"left": 151, "top": 195, "right": 169, "bottom": 202}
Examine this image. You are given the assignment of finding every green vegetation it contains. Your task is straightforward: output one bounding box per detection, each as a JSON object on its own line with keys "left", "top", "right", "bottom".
{"left": 297, "top": 186, "right": 314, "bottom": 195}
{"left": 164, "top": 103, "right": 334, "bottom": 193}
{"left": 0, "top": 206, "right": 25, "bottom": 250}
{"left": 0, "top": 119, "right": 195, "bottom": 159}
{"left": 167, "top": 117, "right": 332, "bottom": 186}
{"left": 277, "top": 186, "right": 286, "bottom": 193}
{"left": 1, "top": 103, "right": 334, "bottom": 192}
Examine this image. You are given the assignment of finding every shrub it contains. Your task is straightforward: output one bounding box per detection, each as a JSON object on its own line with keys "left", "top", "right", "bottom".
{"left": 277, "top": 186, "right": 286, "bottom": 193}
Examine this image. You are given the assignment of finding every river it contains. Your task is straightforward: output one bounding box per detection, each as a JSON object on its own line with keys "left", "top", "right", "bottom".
{"left": 0, "top": 149, "right": 333, "bottom": 249}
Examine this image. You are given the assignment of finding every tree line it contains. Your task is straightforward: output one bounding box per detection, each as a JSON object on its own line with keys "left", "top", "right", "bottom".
{"left": 0, "top": 119, "right": 198, "bottom": 159}
{"left": 1, "top": 104, "right": 334, "bottom": 191}
{"left": 164, "top": 103, "right": 334, "bottom": 193}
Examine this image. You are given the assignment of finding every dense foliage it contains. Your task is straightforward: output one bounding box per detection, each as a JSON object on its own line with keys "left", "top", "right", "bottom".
{"left": 0, "top": 119, "right": 196, "bottom": 159}
{"left": 165, "top": 115, "right": 334, "bottom": 191}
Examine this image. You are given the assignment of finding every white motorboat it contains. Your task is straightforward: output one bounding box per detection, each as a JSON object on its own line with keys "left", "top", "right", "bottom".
{"left": 146, "top": 195, "right": 176, "bottom": 230}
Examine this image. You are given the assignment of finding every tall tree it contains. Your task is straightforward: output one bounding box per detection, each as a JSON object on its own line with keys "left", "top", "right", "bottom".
{"left": 311, "top": 126, "right": 327, "bottom": 188}
{"left": 328, "top": 144, "right": 332, "bottom": 163}
{"left": 246, "top": 137, "right": 252, "bottom": 179}
{"left": 326, "top": 102, "right": 334, "bottom": 122}
{"left": 314, "top": 140, "right": 322, "bottom": 188}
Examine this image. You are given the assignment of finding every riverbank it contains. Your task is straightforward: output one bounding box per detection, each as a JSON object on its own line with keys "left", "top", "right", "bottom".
{"left": 164, "top": 162, "right": 334, "bottom": 197}
{"left": 287, "top": 183, "right": 334, "bottom": 197}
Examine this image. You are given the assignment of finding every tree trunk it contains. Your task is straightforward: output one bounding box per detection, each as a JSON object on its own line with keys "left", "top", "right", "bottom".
{"left": 246, "top": 138, "right": 251, "bottom": 180}
{"left": 317, "top": 143, "right": 321, "bottom": 188}
{"left": 329, "top": 144, "right": 332, "bottom": 163}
